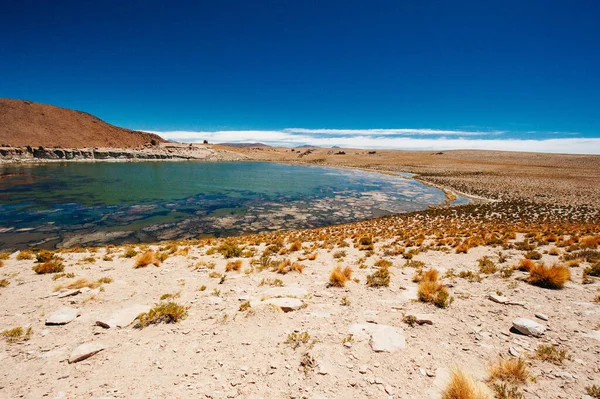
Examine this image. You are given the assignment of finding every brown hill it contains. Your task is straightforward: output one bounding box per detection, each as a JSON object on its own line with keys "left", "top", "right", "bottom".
{"left": 0, "top": 98, "right": 166, "bottom": 148}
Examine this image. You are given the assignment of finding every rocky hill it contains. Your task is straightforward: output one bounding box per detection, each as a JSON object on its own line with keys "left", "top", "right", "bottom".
{"left": 0, "top": 98, "right": 165, "bottom": 148}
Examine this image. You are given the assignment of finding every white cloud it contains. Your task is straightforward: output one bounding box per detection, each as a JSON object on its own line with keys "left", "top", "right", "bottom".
{"left": 142, "top": 129, "right": 600, "bottom": 155}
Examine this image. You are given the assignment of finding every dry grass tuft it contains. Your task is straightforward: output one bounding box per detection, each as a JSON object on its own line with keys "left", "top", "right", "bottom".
{"left": 488, "top": 357, "right": 530, "bottom": 385}
{"left": 329, "top": 265, "right": 352, "bottom": 287}
{"left": 134, "top": 250, "right": 160, "bottom": 268}
{"left": 2, "top": 326, "right": 32, "bottom": 343}
{"left": 442, "top": 369, "right": 493, "bottom": 399}
{"left": 16, "top": 250, "right": 34, "bottom": 260}
{"left": 528, "top": 263, "right": 570, "bottom": 289}
{"left": 32, "top": 259, "right": 64, "bottom": 274}
{"left": 366, "top": 267, "right": 390, "bottom": 287}
{"left": 135, "top": 301, "right": 188, "bottom": 328}
{"left": 417, "top": 268, "right": 453, "bottom": 308}
{"left": 516, "top": 259, "right": 535, "bottom": 272}
{"left": 533, "top": 344, "right": 570, "bottom": 365}
{"left": 225, "top": 259, "right": 243, "bottom": 272}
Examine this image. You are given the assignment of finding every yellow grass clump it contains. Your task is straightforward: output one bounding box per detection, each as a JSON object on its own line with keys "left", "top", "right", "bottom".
{"left": 32, "top": 259, "right": 64, "bottom": 274}
{"left": 135, "top": 301, "right": 188, "bottom": 328}
{"left": 134, "top": 250, "right": 160, "bottom": 268}
{"left": 225, "top": 259, "right": 243, "bottom": 272}
{"left": 329, "top": 265, "right": 352, "bottom": 287}
{"left": 488, "top": 357, "right": 530, "bottom": 385}
{"left": 442, "top": 369, "right": 493, "bottom": 399}
{"left": 417, "top": 268, "right": 453, "bottom": 308}
{"left": 528, "top": 263, "right": 570, "bottom": 289}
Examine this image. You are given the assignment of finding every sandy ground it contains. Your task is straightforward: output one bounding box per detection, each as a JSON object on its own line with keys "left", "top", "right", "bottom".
{"left": 1, "top": 210, "right": 599, "bottom": 398}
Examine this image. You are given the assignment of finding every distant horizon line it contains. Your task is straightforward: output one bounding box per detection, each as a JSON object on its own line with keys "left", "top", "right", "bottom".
{"left": 142, "top": 128, "right": 600, "bottom": 155}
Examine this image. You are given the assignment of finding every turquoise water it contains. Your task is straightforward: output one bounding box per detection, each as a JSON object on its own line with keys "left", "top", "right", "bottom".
{"left": 0, "top": 162, "right": 456, "bottom": 249}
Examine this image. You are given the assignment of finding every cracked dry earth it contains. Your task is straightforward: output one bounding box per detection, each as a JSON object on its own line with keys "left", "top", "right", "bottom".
{"left": 1, "top": 234, "right": 600, "bottom": 399}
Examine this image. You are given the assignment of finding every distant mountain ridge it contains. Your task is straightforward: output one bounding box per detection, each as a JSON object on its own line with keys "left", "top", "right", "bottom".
{"left": 0, "top": 98, "right": 166, "bottom": 148}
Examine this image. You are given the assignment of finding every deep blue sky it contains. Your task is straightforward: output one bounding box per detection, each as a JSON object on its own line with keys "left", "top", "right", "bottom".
{"left": 1, "top": 1, "right": 599, "bottom": 147}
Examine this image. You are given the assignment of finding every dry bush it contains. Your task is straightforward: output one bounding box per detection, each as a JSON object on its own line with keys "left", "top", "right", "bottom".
{"left": 134, "top": 250, "right": 159, "bottom": 268}
{"left": 584, "top": 262, "right": 600, "bottom": 277}
{"left": 290, "top": 262, "right": 304, "bottom": 273}
{"left": 16, "top": 250, "right": 34, "bottom": 260}
{"left": 217, "top": 241, "right": 242, "bottom": 258}
{"left": 478, "top": 257, "right": 497, "bottom": 274}
{"left": 2, "top": 326, "right": 32, "bottom": 343}
{"left": 366, "top": 267, "right": 390, "bottom": 288}
{"left": 548, "top": 247, "right": 560, "bottom": 256}
{"left": 0, "top": 279, "right": 9, "bottom": 287}
{"left": 329, "top": 265, "right": 351, "bottom": 287}
{"left": 135, "top": 301, "right": 188, "bottom": 328}
{"left": 528, "top": 263, "right": 570, "bottom": 289}
{"left": 442, "top": 369, "right": 492, "bottom": 399}
{"left": 455, "top": 242, "right": 469, "bottom": 254}
{"left": 580, "top": 235, "right": 599, "bottom": 249}
{"left": 516, "top": 259, "right": 535, "bottom": 272}
{"left": 533, "top": 344, "right": 570, "bottom": 365}
{"left": 289, "top": 240, "right": 302, "bottom": 252}
{"left": 524, "top": 251, "right": 542, "bottom": 260}
{"left": 418, "top": 269, "right": 453, "bottom": 308}
{"left": 307, "top": 253, "right": 317, "bottom": 261}
{"left": 225, "top": 259, "right": 243, "bottom": 272}
{"left": 488, "top": 357, "right": 530, "bottom": 385}
{"left": 32, "top": 259, "right": 64, "bottom": 274}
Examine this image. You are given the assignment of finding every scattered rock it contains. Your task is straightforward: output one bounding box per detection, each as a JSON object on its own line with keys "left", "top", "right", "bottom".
{"left": 512, "top": 318, "right": 546, "bottom": 337}
{"left": 263, "top": 298, "right": 303, "bottom": 312}
{"left": 96, "top": 304, "right": 150, "bottom": 328}
{"left": 68, "top": 342, "right": 106, "bottom": 363}
{"left": 57, "top": 289, "right": 81, "bottom": 298}
{"left": 349, "top": 323, "right": 405, "bottom": 352}
{"left": 46, "top": 307, "right": 80, "bottom": 325}
{"left": 535, "top": 313, "right": 549, "bottom": 321}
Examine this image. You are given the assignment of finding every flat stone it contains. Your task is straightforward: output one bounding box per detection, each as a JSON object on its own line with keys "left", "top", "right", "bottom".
{"left": 509, "top": 346, "right": 521, "bottom": 357}
{"left": 96, "top": 305, "right": 150, "bottom": 329}
{"left": 349, "top": 323, "right": 405, "bottom": 352}
{"left": 512, "top": 318, "right": 546, "bottom": 337}
{"left": 584, "top": 331, "right": 600, "bottom": 342}
{"left": 488, "top": 293, "right": 509, "bottom": 304}
{"left": 46, "top": 307, "right": 80, "bottom": 325}
{"left": 57, "top": 289, "right": 81, "bottom": 298}
{"left": 68, "top": 342, "right": 106, "bottom": 363}
{"left": 535, "top": 313, "right": 549, "bottom": 321}
{"left": 257, "top": 297, "right": 303, "bottom": 312}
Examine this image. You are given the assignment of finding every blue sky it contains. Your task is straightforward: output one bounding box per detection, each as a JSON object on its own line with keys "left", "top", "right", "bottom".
{"left": 1, "top": 1, "right": 600, "bottom": 153}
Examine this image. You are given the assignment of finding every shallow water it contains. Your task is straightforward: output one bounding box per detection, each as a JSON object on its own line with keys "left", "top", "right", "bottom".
{"left": 0, "top": 161, "right": 461, "bottom": 249}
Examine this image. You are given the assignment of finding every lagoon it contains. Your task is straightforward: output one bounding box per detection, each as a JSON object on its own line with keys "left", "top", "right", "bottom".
{"left": 0, "top": 161, "right": 464, "bottom": 249}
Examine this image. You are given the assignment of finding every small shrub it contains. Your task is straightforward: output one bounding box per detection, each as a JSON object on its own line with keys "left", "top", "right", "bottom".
{"left": 442, "top": 369, "right": 493, "bottom": 399}
{"left": 239, "top": 301, "right": 251, "bottom": 312}
{"left": 524, "top": 251, "right": 542, "bottom": 260}
{"left": 358, "top": 236, "right": 374, "bottom": 251}
{"left": 285, "top": 331, "right": 310, "bottom": 350}
{"left": 584, "top": 262, "right": 600, "bottom": 277}
{"left": 418, "top": 269, "right": 453, "bottom": 308}
{"left": 225, "top": 259, "right": 243, "bottom": 272}
{"left": 340, "top": 296, "right": 351, "bottom": 306}
{"left": 533, "top": 344, "right": 570, "bottom": 365}
{"left": 528, "top": 264, "right": 570, "bottom": 289}
{"left": 0, "top": 279, "right": 9, "bottom": 287}
{"left": 488, "top": 357, "right": 530, "bottom": 385}
{"left": 259, "top": 278, "right": 284, "bottom": 287}
{"left": 499, "top": 266, "right": 514, "bottom": 279}
{"left": 491, "top": 383, "right": 524, "bottom": 399}
{"left": 329, "top": 265, "right": 352, "bottom": 287}
{"left": 32, "top": 259, "right": 64, "bottom": 274}
{"left": 403, "top": 315, "right": 417, "bottom": 327}
{"left": 135, "top": 301, "right": 188, "bottom": 328}
{"left": 300, "top": 352, "right": 317, "bottom": 375}
{"left": 366, "top": 267, "right": 390, "bottom": 288}
{"left": 516, "top": 259, "right": 535, "bottom": 272}
{"left": 2, "top": 326, "right": 32, "bottom": 343}
{"left": 374, "top": 259, "right": 392, "bottom": 268}
{"left": 134, "top": 250, "right": 159, "bottom": 268}
{"left": 217, "top": 242, "right": 242, "bottom": 258}
{"left": 332, "top": 250, "right": 346, "bottom": 259}
{"left": 289, "top": 240, "right": 302, "bottom": 252}
{"left": 478, "top": 256, "right": 497, "bottom": 274}
{"left": 585, "top": 385, "right": 600, "bottom": 398}
{"left": 122, "top": 247, "right": 138, "bottom": 258}
{"left": 16, "top": 251, "right": 33, "bottom": 260}
{"left": 548, "top": 247, "right": 560, "bottom": 256}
